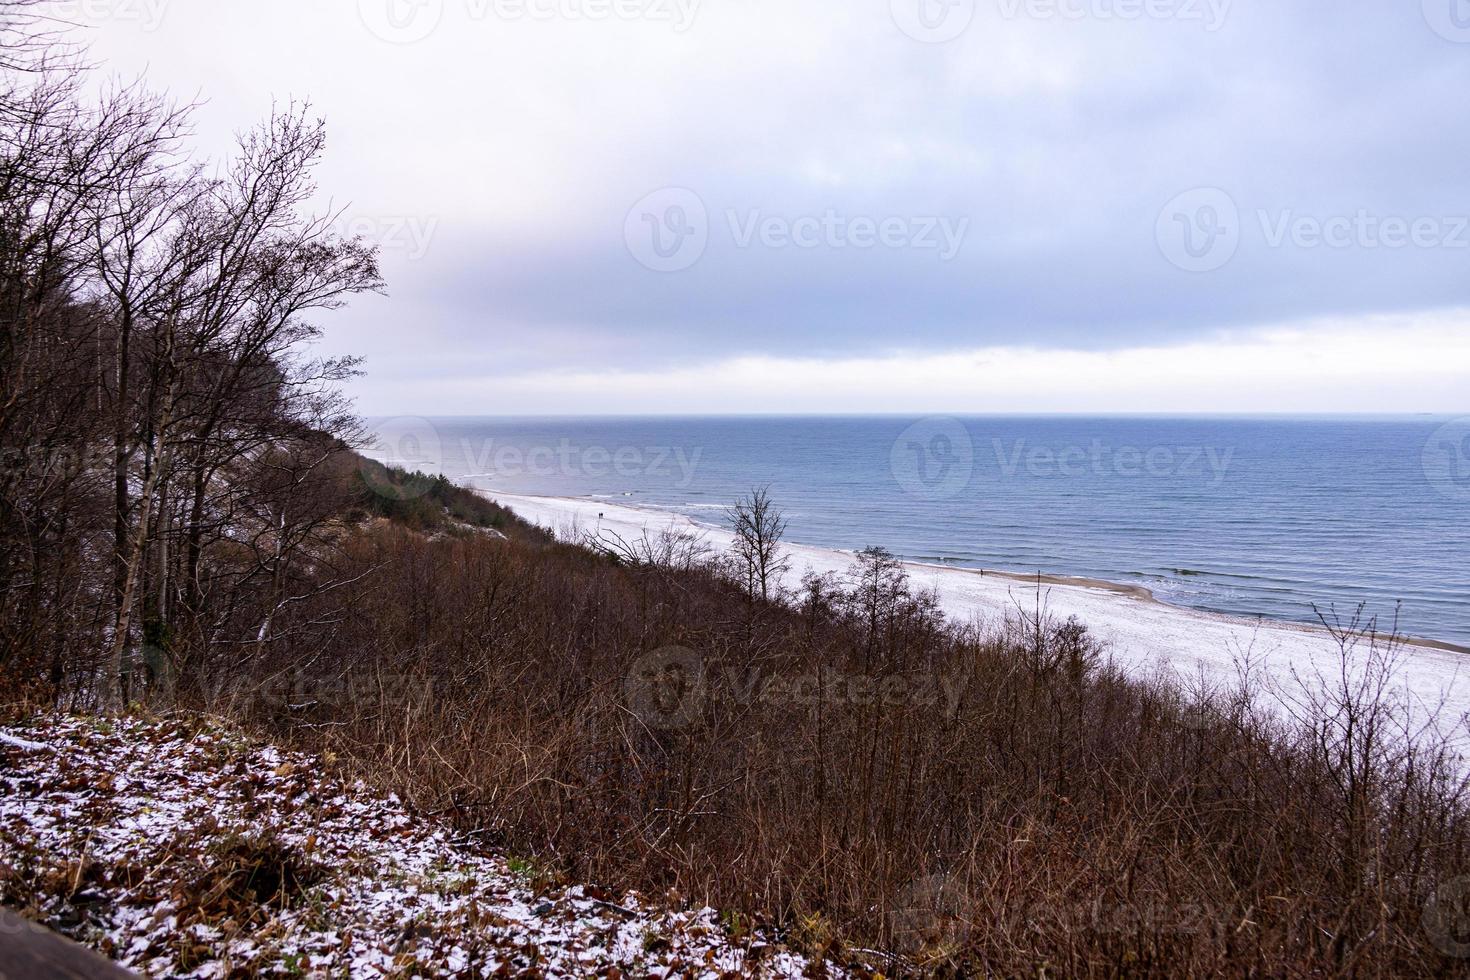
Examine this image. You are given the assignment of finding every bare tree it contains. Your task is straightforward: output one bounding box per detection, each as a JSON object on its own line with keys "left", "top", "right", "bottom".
{"left": 1, "top": 15, "right": 380, "bottom": 708}
{"left": 0, "top": 0, "right": 73, "bottom": 80}
{"left": 583, "top": 524, "right": 710, "bottom": 574}
{"left": 725, "top": 485, "right": 789, "bottom": 602}
{"left": 844, "top": 545, "right": 908, "bottom": 649}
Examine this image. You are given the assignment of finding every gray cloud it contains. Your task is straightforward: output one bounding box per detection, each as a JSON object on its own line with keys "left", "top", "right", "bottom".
{"left": 75, "top": 0, "right": 1470, "bottom": 405}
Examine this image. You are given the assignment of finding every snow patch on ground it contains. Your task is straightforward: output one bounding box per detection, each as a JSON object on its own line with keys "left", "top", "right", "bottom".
{"left": 0, "top": 732, "right": 51, "bottom": 752}
{"left": 0, "top": 717, "right": 846, "bottom": 978}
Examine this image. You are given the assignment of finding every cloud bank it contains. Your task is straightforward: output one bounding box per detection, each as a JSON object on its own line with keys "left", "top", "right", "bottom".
{"left": 72, "top": 0, "right": 1470, "bottom": 412}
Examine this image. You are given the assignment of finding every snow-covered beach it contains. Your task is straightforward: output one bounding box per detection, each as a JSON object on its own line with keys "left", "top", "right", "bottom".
{"left": 491, "top": 492, "right": 1470, "bottom": 745}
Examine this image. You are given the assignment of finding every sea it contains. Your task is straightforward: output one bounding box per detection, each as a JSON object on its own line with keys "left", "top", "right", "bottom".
{"left": 365, "top": 415, "right": 1470, "bottom": 648}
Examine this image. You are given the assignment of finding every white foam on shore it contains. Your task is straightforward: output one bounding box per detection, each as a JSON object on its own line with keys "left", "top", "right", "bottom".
{"left": 492, "top": 492, "right": 1470, "bottom": 749}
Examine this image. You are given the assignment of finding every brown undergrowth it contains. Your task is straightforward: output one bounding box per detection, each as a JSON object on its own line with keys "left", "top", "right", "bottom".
{"left": 182, "top": 515, "right": 1470, "bottom": 977}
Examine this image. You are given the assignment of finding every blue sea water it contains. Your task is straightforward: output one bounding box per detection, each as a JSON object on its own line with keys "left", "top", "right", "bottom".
{"left": 367, "top": 415, "right": 1470, "bottom": 648}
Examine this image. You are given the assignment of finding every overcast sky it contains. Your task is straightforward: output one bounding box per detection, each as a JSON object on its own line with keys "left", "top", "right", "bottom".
{"left": 65, "top": 0, "right": 1470, "bottom": 414}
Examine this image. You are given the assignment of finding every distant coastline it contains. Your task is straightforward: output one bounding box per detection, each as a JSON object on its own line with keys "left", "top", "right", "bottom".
{"left": 919, "top": 562, "right": 1470, "bottom": 657}
{"left": 491, "top": 490, "right": 1470, "bottom": 658}
{"left": 382, "top": 415, "right": 1470, "bottom": 647}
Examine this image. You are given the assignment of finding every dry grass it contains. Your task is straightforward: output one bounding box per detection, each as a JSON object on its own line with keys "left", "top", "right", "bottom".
{"left": 191, "top": 521, "right": 1470, "bottom": 977}
{"left": 180, "top": 831, "right": 323, "bottom": 926}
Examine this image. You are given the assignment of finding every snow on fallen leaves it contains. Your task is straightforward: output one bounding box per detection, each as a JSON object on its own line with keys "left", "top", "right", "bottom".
{"left": 0, "top": 716, "right": 847, "bottom": 978}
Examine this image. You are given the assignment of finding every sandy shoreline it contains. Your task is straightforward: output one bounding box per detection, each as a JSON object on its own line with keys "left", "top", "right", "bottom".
{"left": 489, "top": 491, "right": 1470, "bottom": 742}
{"left": 914, "top": 562, "right": 1470, "bottom": 657}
